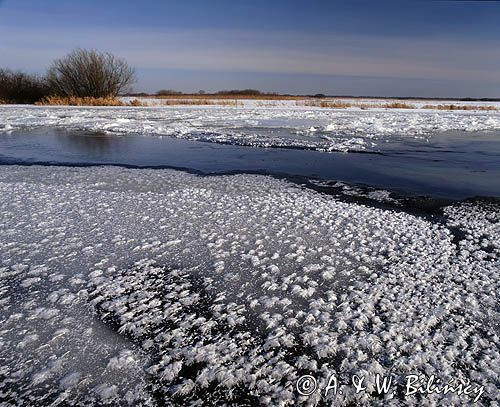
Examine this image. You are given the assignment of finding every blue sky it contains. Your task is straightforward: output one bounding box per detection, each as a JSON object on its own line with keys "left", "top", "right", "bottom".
{"left": 1, "top": 0, "right": 500, "bottom": 97}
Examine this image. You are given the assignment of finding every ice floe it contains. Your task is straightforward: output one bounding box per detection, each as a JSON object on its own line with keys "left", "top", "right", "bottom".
{"left": 1, "top": 104, "right": 500, "bottom": 152}
{"left": 0, "top": 165, "right": 498, "bottom": 405}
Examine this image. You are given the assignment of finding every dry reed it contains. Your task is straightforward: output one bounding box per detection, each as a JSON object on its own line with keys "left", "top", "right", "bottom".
{"left": 36, "top": 96, "right": 145, "bottom": 107}
{"left": 421, "top": 104, "right": 498, "bottom": 111}
{"left": 299, "top": 100, "right": 416, "bottom": 109}
{"left": 159, "top": 99, "right": 242, "bottom": 106}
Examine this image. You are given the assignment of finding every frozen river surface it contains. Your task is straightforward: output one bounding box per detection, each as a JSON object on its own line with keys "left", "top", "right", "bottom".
{"left": 0, "top": 105, "right": 499, "bottom": 405}
{"left": 0, "top": 127, "right": 499, "bottom": 199}
{"left": 0, "top": 166, "right": 498, "bottom": 406}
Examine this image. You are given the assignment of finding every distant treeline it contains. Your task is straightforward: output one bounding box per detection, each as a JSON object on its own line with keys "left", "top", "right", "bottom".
{"left": 126, "top": 90, "right": 500, "bottom": 102}
{"left": 127, "top": 89, "right": 289, "bottom": 97}
{"left": 320, "top": 95, "right": 500, "bottom": 102}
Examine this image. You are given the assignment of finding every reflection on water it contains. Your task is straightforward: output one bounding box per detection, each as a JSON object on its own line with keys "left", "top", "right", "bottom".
{"left": 0, "top": 127, "right": 499, "bottom": 199}
{"left": 52, "top": 129, "right": 122, "bottom": 155}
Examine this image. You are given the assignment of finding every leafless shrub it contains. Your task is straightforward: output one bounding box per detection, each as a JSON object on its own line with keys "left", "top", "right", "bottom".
{"left": 0, "top": 68, "right": 49, "bottom": 103}
{"left": 47, "top": 49, "right": 136, "bottom": 98}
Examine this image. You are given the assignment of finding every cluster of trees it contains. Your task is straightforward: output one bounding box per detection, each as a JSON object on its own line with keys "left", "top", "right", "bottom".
{"left": 0, "top": 49, "right": 135, "bottom": 104}
{"left": 216, "top": 89, "right": 266, "bottom": 96}
{"left": 149, "top": 89, "right": 281, "bottom": 97}
{"left": 0, "top": 69, "right": 49, "bottom": 104}
{"left": 156, "top": 89, "right": 183, "bottom": 96}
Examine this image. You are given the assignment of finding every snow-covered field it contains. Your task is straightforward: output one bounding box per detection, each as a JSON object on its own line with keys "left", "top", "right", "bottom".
{"left": 0, "top": 165, "right": 498, "bottom": 406}
{"left": 120, "top": 97, "right": 500, "bottom": 110}
{"left": 2, "top": 103, "right": 500, "bottom": 152}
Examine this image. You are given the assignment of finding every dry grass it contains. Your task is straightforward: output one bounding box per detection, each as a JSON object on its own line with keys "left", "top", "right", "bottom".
{"left": 35, "top": 96, "right": 241, "bottom": 107}
{"left": 29, "top": 95, "right": 500, "bottom": 111}
{"left": 299, "top": 100, "right": 499, "bottom": 111}
{"left": 384, "top": 102, "right": 414, "bottom": 109}
{"left": 36, "top": 96, "right": 146, "bottom": 107}
{"left": 158, "top": 99, "right": 242, "bottom": 106}
{"left": 127, "top": 98, "right": 145, "bottom": 106}
{"left": 255, "top": 101, "right": 279, "bottom": 107}
{"left": 300, "top": 100, "right": 416, "bottom": 109}
{"left": 301, "top": 100, "right": 354, "bottom": 108}
{"left": 36, "top": 96, "right": 125, "bottom": 106}
{"left": 421, "top": 104, "right": 499, "bottom": 111}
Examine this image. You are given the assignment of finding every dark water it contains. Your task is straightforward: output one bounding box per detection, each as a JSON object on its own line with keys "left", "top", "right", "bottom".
{"left": 0, "top": 128, "right": 499, "bottom": 199}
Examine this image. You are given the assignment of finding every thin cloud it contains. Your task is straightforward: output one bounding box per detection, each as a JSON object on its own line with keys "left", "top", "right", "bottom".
{"left": 2, "top": 26, "right": 499, "bottom": 83}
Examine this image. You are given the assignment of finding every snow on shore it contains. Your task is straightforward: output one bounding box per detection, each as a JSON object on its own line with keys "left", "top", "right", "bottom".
{"left": 119, "top": 97, "right": 500, "bottom": 110}
{"left": 0, "top": 165, "right": 498, "bottom": 405}
{"left": 1, "top": 104, "right": 500, "bottom": 152}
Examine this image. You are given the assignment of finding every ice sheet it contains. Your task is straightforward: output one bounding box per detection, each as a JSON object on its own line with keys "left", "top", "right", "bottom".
{"left": 1, "top": 104, "right": 500, "bottom": 152}
{"left": 0, "top": 165, "right": 498, "bottom": 405}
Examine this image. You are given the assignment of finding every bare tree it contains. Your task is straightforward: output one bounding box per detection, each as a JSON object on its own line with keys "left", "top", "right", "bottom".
{"left": 47, "top": 49, "right": 136, "bottom": 98}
